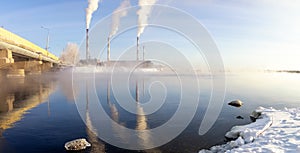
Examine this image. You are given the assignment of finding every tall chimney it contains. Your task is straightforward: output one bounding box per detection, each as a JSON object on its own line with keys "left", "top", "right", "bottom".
{"left": 86, "top": 29, "right": 89, "bottom": 61}
{"left": 136, "top": 37, "right": 139, "bottom": 61}
{"left": 107, "top": 37, "right": 110, "bottom": 62}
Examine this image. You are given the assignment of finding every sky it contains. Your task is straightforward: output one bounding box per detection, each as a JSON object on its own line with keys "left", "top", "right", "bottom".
{"left": 1, "top": 0, "right": 299, "bottom": 71}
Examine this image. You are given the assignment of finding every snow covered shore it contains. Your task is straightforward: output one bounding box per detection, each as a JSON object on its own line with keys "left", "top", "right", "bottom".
{"left": 200, "top": 107, "right": 300, "bottom": 153}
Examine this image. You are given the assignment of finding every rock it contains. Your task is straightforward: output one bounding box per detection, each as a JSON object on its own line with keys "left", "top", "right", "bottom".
{"left": 228, "top": 100, "right": 243, "bottom": 107}
{"left": 229, "top": 137, "right": 245, "bottom": 147}
{"left": 236, "top": 116, "right": 244, "bottom": 119}
{"left": 64, "top": 138, "right": 91, "bottom": 151}
{"left": 250, "top": 108, "right": 263, "bottom": 121}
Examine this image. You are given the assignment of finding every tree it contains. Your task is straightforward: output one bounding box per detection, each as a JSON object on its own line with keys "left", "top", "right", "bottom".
{"left": 60, "top": 43, "right": 79, "bottom": 65}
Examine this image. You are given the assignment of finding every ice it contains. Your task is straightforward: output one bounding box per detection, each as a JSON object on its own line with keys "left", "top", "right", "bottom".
{"left": 199, "top": 107, "right": 300, "bottom": 153}
{"left": 64, "top": 138, "right": 91, "bottom": 151}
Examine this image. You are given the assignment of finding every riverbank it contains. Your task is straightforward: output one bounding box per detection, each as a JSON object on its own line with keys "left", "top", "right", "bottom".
{"left": 199, "top": 107, "right": 300, "bottom": 152}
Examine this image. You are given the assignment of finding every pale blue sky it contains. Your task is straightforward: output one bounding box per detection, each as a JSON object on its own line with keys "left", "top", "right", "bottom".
{"left": 1, "top": 0, "right": 299, "bottom": 70}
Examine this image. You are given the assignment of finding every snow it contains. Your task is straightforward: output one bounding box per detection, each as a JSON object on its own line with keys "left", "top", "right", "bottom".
{"left": 64, "top": 138, "right": 91, "bottom": 151}
{"left": 199, "top": 107, "right": 300, "bottom": 153}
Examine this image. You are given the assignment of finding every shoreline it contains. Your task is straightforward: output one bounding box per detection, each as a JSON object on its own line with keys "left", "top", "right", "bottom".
{"left": 200, "top": 107, "right": 300, "bottom": 152}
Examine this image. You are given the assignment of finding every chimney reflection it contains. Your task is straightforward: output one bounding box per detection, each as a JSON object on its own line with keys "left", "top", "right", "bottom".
{"left": 85, "top": 80, "right": 105, "bottom": 152}
{"left": 135, "top": 77, "right": 154, "bottom": 149}
{"left": 107, "top": 78, "right": 119, "bottom": 122}
{"left": 106, "top": 77, "right": 130, "bottom": 143}
{"left": 135, "top": 79, "right": 147, "bottom": 130}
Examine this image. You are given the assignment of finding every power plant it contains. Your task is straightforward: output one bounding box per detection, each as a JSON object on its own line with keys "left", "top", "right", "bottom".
{"left": 80, "top": 31, "right": 163, "bottom": 72}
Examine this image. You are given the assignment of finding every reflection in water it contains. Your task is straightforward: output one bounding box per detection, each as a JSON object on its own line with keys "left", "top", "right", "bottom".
{"left": 136, "top": 80, "right": 147, "bottom": 130}
{"left": 0, "top": 76, "right": 56, "bottom": 132}
{"left": 107, "top": 78, "right": 119, "bottom": 122}
{"left": 85, "top": 80, "right": 105, "bottom": 153}
{"left": 1, "top": 72, "right": 300, "bottom": 153}
{"left": 135, "top": 78, "right": 161, "bottom": 152}
{"left": 0, "top": 94, "right": 14, "bottom": 113}
{"left": 107, "top": 77, "right": 131, "bottom": 146}
{"left": 59, "top": 70, "right": 76, "bottom": 102}
{"left": 104, "top": 75, "right": 160, "bottom": 152}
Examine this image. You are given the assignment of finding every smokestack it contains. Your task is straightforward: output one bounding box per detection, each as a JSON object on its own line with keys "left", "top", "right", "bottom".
{"left": 86, "top": 29, "right": 89, "bottom": 61}
{"left": 137, "top": 37, "right": 139, "bottom": 61}
{"left": 107, "top": 37, "right": 110, "bottom": 62}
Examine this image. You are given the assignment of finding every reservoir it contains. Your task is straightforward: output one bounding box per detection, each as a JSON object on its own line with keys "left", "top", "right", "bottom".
{"left": 0, "top": 70, "right": 299, "bottom": 153}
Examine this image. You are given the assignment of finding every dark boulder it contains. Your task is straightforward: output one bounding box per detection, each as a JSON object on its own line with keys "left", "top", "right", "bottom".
{"left": 228, "top": 100, "right": 243, "bottom": 107}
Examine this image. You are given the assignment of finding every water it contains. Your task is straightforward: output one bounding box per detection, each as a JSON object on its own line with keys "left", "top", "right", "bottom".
{"left": 0, "top": 71, "right": 300, "bottom": 153}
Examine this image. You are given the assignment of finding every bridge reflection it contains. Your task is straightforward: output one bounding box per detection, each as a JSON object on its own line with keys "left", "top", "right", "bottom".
{"left": 0, "top": 76, "right": 57, "bottom": 134}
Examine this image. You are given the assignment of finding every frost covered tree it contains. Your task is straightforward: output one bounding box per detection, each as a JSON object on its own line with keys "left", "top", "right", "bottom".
{"left": 60, "top": 43, "right": 79, "bottom": 65}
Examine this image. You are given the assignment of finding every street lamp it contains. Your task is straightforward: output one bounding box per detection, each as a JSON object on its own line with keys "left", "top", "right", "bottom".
{"left": 41, "top": 26, "right": 50, "bottom": 51}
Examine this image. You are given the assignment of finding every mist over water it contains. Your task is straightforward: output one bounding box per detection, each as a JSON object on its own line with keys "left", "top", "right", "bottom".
{"left": 0, "top": 70, "right": 300, "bottom": 152}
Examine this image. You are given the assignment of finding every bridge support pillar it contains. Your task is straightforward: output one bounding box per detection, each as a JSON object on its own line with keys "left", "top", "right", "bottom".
{"left": 25, "top": 61, "right": 43, "bottom": 75}
{"left": 6, "top": 69, "right": 25, "bottom": 78}
{"left": 0, "top": 49, "right": 14, "bottom": 65}
{"left": 5, "top": 60, "right": 54, "bottom": 76}
{"left": 10, "top": 60, "right": 42, "bottom": 75}
{"left": 41, "top": 62, "right": 53, "bottom": 72}
{"left": 24, "top": 61, "right": 53, "bottom": 74}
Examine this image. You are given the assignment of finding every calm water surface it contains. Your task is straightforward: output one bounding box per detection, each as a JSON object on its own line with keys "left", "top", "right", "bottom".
{"left": 0, "top": 71, "right": 299, "bottom": 153}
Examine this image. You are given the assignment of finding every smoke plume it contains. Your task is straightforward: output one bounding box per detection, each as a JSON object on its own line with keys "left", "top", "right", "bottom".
{"left": 137, "top": 0, "right": 157, "bottom": 37}
{"left": 110, "top": 0, "right": 131, "bottom": 37}
{"left": 86, "top": 0, "right": 100, "bottom": 29}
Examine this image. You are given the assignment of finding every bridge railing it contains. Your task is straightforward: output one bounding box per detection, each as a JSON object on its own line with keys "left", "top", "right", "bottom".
{"left": 0, "top": 27, "right": 59, "bottom": 61}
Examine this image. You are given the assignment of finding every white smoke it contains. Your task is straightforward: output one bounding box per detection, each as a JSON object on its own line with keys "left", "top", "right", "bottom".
{"left": 137, "top": 0, "right": 157, "bottom": 37}
{"left": 110, "top": 0, "right": 131, "bottom": 37}
{"left": 86, "top": 0, "right": 100, "bottom": 29}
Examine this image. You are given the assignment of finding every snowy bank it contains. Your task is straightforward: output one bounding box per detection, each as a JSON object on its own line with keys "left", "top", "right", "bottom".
{"left": 199, "top": 107, "right": 300, "bottom": 153}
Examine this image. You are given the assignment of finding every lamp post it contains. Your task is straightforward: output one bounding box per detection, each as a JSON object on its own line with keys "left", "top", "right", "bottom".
{"left": 41, "top": 26, "right": 50, "bottom": 51}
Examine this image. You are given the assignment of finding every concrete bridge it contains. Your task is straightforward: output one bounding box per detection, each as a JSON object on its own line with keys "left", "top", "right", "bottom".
{"left": 0, "top": 27, "right": 60, "bottom": 77}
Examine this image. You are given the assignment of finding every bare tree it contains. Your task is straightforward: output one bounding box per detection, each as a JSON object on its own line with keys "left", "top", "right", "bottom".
{"left": 60, "top": 43, "right": 79, "bottom": 65}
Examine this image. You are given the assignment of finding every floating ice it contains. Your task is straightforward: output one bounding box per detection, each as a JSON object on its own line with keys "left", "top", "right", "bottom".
{"left": 64, "top": 138, "right": 91, "bottom": 151}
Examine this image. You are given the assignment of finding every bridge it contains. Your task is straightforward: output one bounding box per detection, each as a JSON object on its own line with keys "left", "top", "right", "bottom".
{"left": 0, "top": 27, "right": 60, "bottom": 77}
